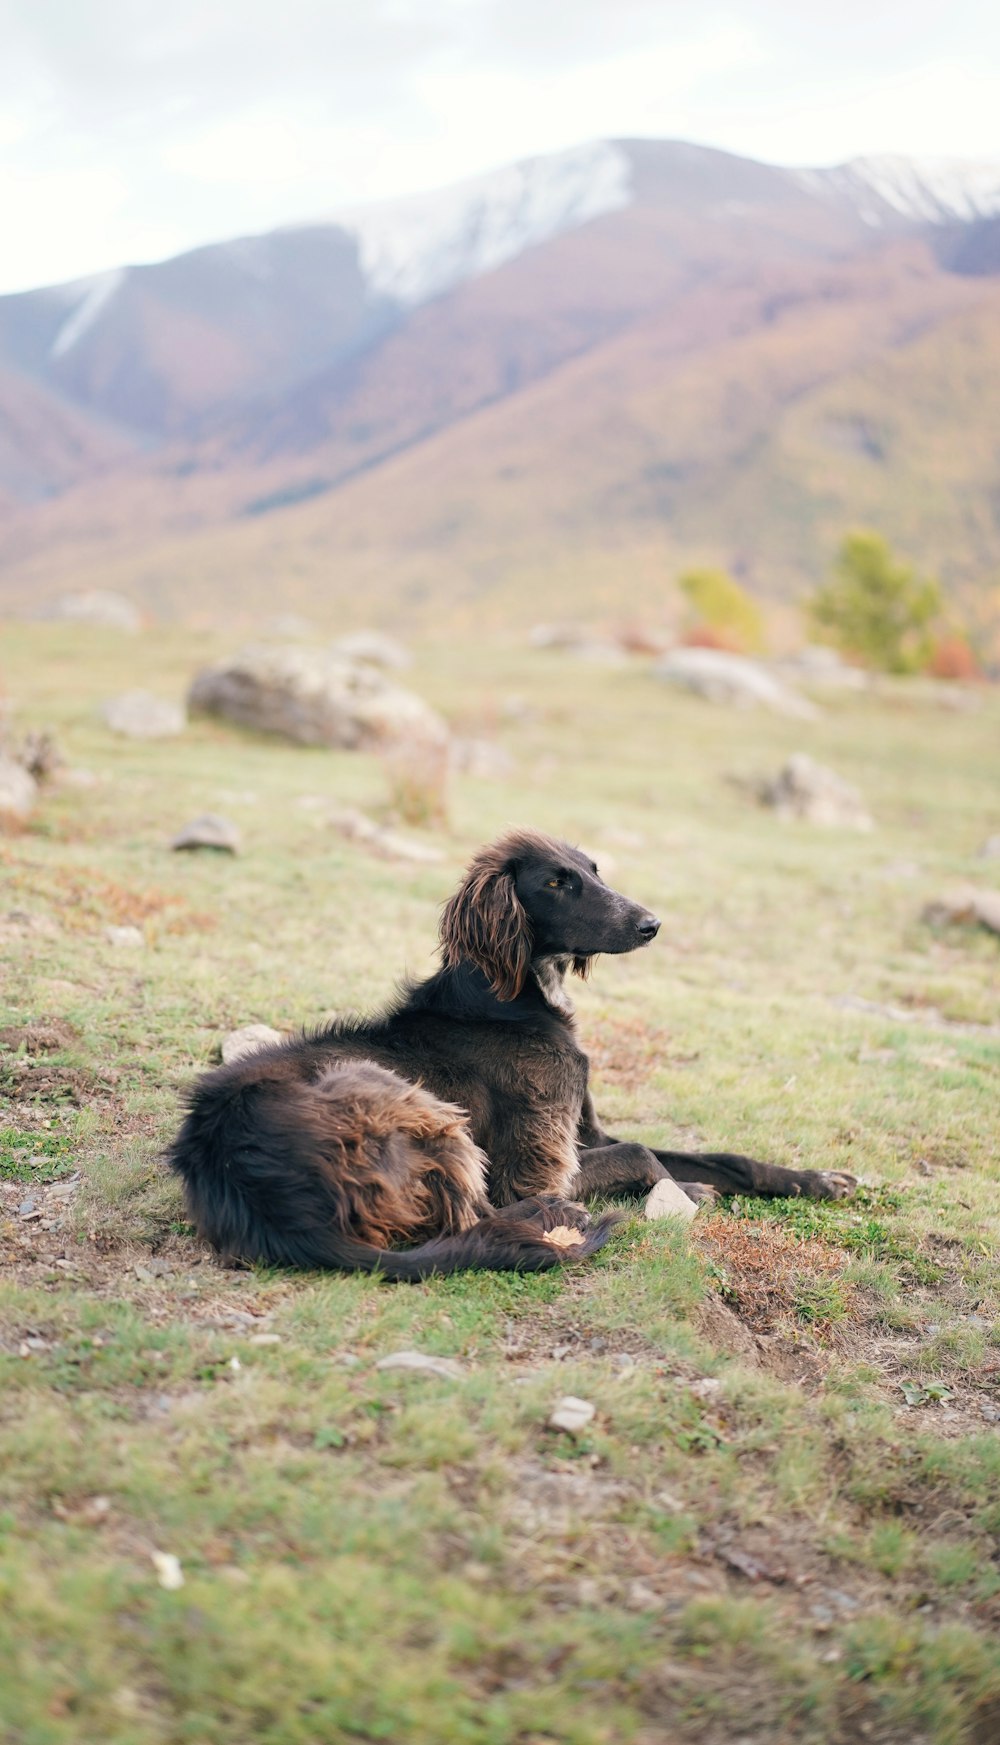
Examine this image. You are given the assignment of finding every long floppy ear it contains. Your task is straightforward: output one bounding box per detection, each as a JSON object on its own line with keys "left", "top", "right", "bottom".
{"left": 440, "top": 849, "right": 533, "bottom": 1000}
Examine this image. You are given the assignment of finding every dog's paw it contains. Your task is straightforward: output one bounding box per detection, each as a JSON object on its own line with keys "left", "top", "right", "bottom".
{"left": 806, "top": 1170, "right": 858, "bottom": 1201}
{"left": 676, "top": 1182, "right": 719, "bottom": 1208}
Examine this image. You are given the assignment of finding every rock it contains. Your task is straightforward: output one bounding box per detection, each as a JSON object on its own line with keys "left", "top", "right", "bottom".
{"left": 548, "top": 1395, "right": 596, "bottom": 1434}
{"left": 104, "top": 924, "right": 144, "bottom": 948}
{"left": 221, "top": 1024, "right": 284, "bottom": 1064}
{"left": 0, "top": 727, "right": 62, "bottom": 783}
{"left": 644, "top": 1179, "right": 699, "bottom": 1223}
{"left": 978, "top": 835, "right": 1000, "bottom": 861}
{"left": 374, "top": 1350, "right": 465, "bottom": 1380}
{"left": 653, "top": 648, "right": 818, "bottom": 719}
{"left": 54, "top": 590, "right": 141, "bottom": 632}
{"left": 170, "top": 813, "right": 241, "bottom": 854}
{"left": 777, "top": 644, "right": 869, "bottom": 692}
{"left": 760, "top": 754, "right": 873, "bottom": 830}
{"left": 329, "top": 807, "right": 444, "bottom": 863}
{"left": 331, "top": 630, "right": 412, "bottom": 670}
{"left": 188, "top": 644, "right": 446, "bottom": 750}
{"left": 102, "top": 691, "right": 185, "bottom": 739}
{"left": 451, "top": 737, "right": 516, "bottom": 780}
{"left": 150, "top": 1551, "right": 184, "bottom": 1591}
{"left": 529, "top": 622, "right": 625, "bottom": 662}
{"left": 923, "top": 885, "right": 1000, "bottom": 936}
{"left": 0, "top": 757, "right": 37, "bottom": 828}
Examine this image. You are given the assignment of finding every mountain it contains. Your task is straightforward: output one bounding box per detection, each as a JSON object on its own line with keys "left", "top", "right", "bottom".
{"left": 1, "top": 138, "right": 999, "bottom": 632}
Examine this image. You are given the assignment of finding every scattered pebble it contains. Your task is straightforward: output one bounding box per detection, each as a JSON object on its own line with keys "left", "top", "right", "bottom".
{"left": 221, "top": 1024, "right": 283, "bottom": 1064}
{"left": 374, "top": 1349, "right": 465, "bottom": 1380}
{"left": 150, "top": 1551, "right": 184, "bottom": 1591}
{"left": 105, "top": 924, "right": 144, "bottom": 949}
{"left": 170, "top": 812, "right": 241, "bottom": 854}
{"left": 102, "top": 691, "right": 185, "bottom": 738}
{"left": 248, "top": 1334, "right": 282, "bottom": 1347}
{"left": 548, "top": 1395, "right": 596, "bottom": 1434}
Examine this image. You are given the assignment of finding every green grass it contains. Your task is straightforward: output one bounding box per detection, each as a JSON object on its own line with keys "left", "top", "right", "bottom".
{"left": 2, "top": 622, "right": 999, "bottom": 1742}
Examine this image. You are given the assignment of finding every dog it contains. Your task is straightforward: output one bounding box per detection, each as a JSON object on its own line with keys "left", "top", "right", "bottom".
{"left": 168, "top": 828, "right": 855, "bottom": 1277}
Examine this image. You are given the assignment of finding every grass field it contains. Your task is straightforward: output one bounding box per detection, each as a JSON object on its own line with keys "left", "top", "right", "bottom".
{"left": 2, "top": 622, "right": 999, "bottom": 1745}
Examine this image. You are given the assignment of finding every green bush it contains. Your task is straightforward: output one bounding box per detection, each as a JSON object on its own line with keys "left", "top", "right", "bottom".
{"left": 678, "top": 566, "right": 764, "bottom": 652}
{"left": 810, "top": 530, "right": 942, "bottom": 674}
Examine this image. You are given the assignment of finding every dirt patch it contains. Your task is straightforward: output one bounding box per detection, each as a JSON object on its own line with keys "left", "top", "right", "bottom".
{"left": 0, "top": 1058, "right": 118, "bottom": 1106}
{"left": 0, "top": 1019, "right": 79, "bottom": 1054}
{"left": 695, "top": 1215, "right": 856, "bottom": 1337}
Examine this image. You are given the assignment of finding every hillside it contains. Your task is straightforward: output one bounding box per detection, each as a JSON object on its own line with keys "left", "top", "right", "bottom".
{"left": 1, "top": 139, "right": 999, "bottom": 629}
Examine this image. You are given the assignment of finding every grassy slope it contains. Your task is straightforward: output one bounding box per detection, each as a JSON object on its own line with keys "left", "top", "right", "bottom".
{"left": 2, "top": 246, "right": 999, "bottom": 636}
{"left": 2, "top": 623, "right": 1000, "bottom": 1744}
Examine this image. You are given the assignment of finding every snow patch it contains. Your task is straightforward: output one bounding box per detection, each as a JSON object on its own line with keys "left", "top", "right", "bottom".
{"left": 50, "top": 268, "right": 126, "bottom": 359}
{"left": 328, "top": 140, "right": 632, "bottom": 307}
{"left": 798, "top": 155, "right": 1000, "bottom": 226}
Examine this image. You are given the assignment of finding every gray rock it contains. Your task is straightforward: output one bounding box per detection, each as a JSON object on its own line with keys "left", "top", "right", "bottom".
{"left": 654, "top": 648, "right": 818, "bottom": 718}
{"left": 328, "top": 808, "right": 444, "bottom": 863}
{"left": 644, "top": 1178, "right": 699, "bottom": 1223}
{"left": 375, "top": 1350, "right": 464, "bottom": 1380}
{"left": 0, "top": 756, "right": 37, "bottom": 827}
{"left": 102, "top": 691, "right": 185, "bottom": 739}
{"left": 923, "top": 885, "right": 1000, "bottom": 936}
{"left": 170, "top": 813, "right": 241, "bottom": 854}
{"left": 548, "top": 1395, "right": 596, "bottom": 1434}
{"left": 978, "top": 835, "right": 1000, "bottom": 861}
{"left": 529, "top": 622, "right": 626, "bottom": 662}
{"left": 55, "top": 590, "right": 141, "bottom": 632}
{"left": 105, "top": 925, "right": 144, "bottom": 948}
{"left": 188, "top": 645, "right": 446, "bottom": 750}
{"left": 221, "top": 1024, "right": 284, "bottom": 1064}
{"left": 760, "top": 754, "right": 873, "bottom": 830}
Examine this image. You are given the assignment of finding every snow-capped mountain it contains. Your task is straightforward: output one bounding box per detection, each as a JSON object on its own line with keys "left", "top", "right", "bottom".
{"left": 801, "top": 154, "right": 1000, "bottom": 228}
{"left": 326, "top": 139, "right": 632, "bottom": 307}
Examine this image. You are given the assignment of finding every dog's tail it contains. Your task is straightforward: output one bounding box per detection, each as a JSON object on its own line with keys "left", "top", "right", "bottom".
{"left": 168, "top": 1067, "right": 620, "bottom": 1280}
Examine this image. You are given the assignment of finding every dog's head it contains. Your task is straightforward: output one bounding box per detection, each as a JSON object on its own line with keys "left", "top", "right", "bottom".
{"left": 440, "top": 828, "right": 660, "bottom": 1000}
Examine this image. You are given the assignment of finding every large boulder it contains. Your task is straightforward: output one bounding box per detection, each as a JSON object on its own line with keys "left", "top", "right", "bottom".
{"left": 653, "top": 647, "right": 818, "bottom": 719}
{"left": 187, "top": 645, "right": 447, "bottom": 750}
{"left": 760, "top": 754, "right": 873, "bottom": 830}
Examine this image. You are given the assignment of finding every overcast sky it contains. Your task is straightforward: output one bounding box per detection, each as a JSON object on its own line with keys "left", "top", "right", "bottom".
{"left": 1, "top": 0, "right": 998, "bottom": 295}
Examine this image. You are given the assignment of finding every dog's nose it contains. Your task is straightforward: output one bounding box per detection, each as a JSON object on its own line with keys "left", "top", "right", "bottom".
{"left": 637, "top": 914, "right": 660, "bottom": 939}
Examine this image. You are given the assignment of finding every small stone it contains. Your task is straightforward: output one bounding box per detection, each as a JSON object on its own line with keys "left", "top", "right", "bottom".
{"left": 374, "top": 1349, "right": 465, "bottom": 1380}
{"left": 170, "top": 813, "right": 241, "bottom": 853}
{"left": 978, "top": 835, "right": 1000, "bottom": 860}
{"left": 150, "top": 1551, "right": 184, "bottom": 1591}
{"left": 105, "top": 924, "right": 144, "bottom": 948}
{"left": 0, "top": 756, "right": 37, "bottom": 828}
{"left": 102, "top": 691, "right": 184, "bottom": 738}
{"left": 221, "top": 1024, "right": 283, "bottom": 1065}
{"left": 688, "top": 1377, "right": 724, "bottom": 1400}
{"left": 248, "top": 1334, "right": 282, "bottom": 1346}
{"left": 56, "top": 590, "right": 141, "bottom": 632}
{"left": 644, "top": 1179, "right": 699, "bottom": 1223}
{"left": 923, "top": 885, "right": 1000, "bottom": 936}
{"left": 548, "top": 1395, "right": 596, "bottom": 1434}
{"left": 760, "top": 754, "right": 873, "bottom": 830}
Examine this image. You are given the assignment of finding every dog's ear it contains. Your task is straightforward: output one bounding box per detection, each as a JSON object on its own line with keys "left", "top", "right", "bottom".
{"left": 440, "top": 849, "right": 533, "bottom": 1000}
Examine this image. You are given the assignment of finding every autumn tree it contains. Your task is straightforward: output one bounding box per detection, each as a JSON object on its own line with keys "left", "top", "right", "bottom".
{"left": 810, "top": 530, "right": 941, "bottom": 674}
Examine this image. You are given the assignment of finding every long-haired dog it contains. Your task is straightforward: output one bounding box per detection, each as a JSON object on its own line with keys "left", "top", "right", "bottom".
{"left": 169, "top": 829, "right": 855, "bottom": 1277}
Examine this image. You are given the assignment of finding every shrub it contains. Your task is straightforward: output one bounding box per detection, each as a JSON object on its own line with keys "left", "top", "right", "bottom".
{"left": 809, "top": 530, "right": 942, "bottom": 674}
{"left": 927, "top": 635, "right": 982, "bottom": 681}
{"left": 678, "top": 567, "right": 764, "bottom": 653}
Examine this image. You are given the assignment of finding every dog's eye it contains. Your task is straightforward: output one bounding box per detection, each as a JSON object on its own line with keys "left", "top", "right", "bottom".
{"left": 546, "top": 871, "right": 570, "bottom": 889}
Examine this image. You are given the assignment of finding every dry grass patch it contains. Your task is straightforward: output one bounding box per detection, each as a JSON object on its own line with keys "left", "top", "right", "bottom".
{"left": 696, "top": 1214, "right": 857, "bottom": 1336}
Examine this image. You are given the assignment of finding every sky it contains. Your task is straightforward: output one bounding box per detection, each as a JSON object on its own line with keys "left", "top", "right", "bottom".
{"left": 1, "top": 0, "right": 999, "bottom": 295}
